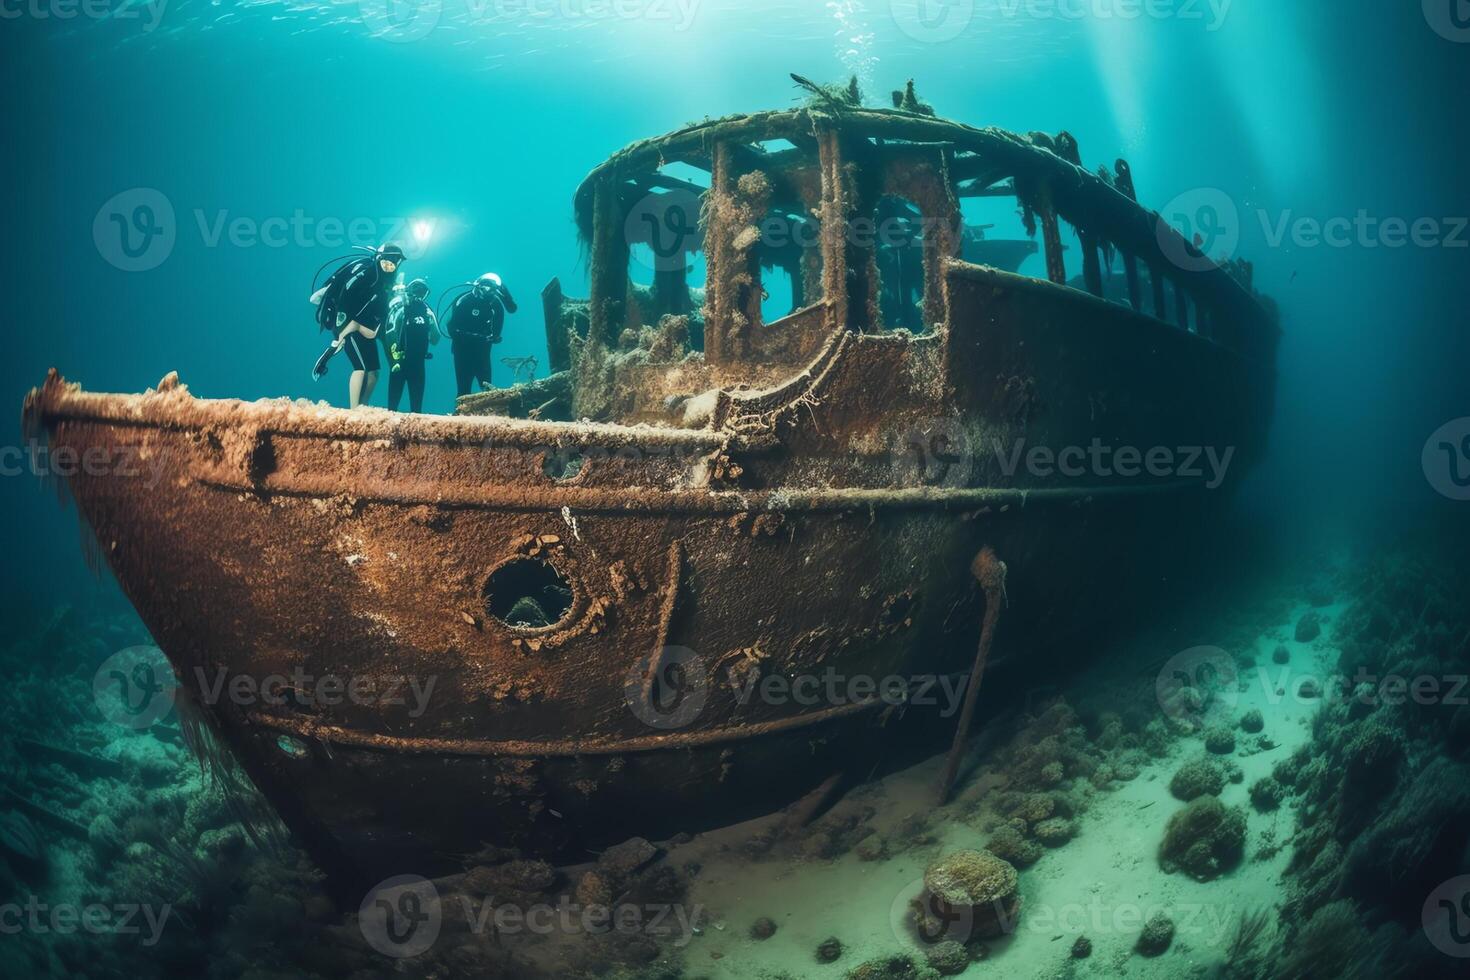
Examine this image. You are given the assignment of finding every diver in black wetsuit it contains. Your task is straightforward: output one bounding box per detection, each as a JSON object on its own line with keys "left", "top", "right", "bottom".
{"left": 446, "top": 273, "right": 516, "bottom": 396}
{"left": 328, "top": 243, "right": 404, "bottom": 408}
{"left": 384, "top": 278, "right": 440, "bottom": 413}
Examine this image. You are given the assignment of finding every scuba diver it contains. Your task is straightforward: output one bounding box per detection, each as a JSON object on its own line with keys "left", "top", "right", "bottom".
{"left": 382, "top": 277, "right": 440, "bottom": 413}
{"left": 443, "top": 273, "right": 517, "bottom": 397}
{"left": 310, "top": 243, "right": 406, "bottom": 408}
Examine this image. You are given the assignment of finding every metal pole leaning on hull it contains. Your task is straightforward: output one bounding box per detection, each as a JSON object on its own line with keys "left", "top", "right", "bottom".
{"left": 936, "top": 546, "right": 1008, "bottom": 806}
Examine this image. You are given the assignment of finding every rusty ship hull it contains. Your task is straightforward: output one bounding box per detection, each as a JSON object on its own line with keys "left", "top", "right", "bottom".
{"left": 25, "top": 103, "right": 1278, "bottom": 885}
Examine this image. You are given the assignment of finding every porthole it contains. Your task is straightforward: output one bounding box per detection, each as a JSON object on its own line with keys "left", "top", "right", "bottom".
{"left": 484, "top": 557, "right": 575, "bottom": 630}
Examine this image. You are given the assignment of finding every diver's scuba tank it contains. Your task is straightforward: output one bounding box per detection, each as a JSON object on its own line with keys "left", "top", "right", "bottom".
{"left": 387, "top": 273, "right": 407, "bottom": 374}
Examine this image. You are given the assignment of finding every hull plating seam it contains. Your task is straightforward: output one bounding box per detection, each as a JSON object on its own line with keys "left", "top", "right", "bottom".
{"left": 247, "top": 695, "right": 883, "bottom": 757}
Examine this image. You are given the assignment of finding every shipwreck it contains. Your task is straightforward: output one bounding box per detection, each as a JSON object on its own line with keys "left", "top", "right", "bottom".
{"left": 24, "top": 83, "right": 1278, "bottom": 886}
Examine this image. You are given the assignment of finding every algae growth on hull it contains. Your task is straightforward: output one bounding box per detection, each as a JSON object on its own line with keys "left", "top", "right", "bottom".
{"left": 4, "top": 531, "right": 1468, "bottom": 979}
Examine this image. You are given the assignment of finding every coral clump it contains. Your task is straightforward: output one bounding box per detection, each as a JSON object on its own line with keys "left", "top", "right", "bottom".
{"left": 1295, "top": 612, "right": 1323, "bottom": 642}
{"left": 1169, "top": 757, "right": 1226, "bottom": 801}
{"left": 984, "top": 825, "right": 1043, "bottom": 868}
{"left": 1250, "top": 776, "right": 1285, "bottom": 812}
{"left": 918, "top": 849, "right": 1021, "bottom": 941}
{"left": 1033, "top": 818, "right": 1075, "bottom": 848}
{"left": 1135, "top": 913, "right": 1175, "bottom": 956}
{"left": 1159, "top": 796, "right": 1247, "bottom": 881}
{"left": 1204, "top": 725, "right": 1236, "bottom": 754}
{"left": 925, "top": 940, "right": 971, "bottom": 975}
{"left": 846, "top": 954, "right": 918, "bottom": 980}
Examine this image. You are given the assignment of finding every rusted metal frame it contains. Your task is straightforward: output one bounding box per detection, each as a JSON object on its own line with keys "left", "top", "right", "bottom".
{"left": 541, "top": 277, "right": 572, "bottom": 374}
{"left": 927, "top": 146, "right": 963, "bottom": 327}
{"left": 816, "top": 127, "right": 851, "bottom": 335}
{"left": 1113, "top": 159, "right": 1144, "bottom": 311}
{"left": 1122, "top": 251, "right": 1143, "bottom": 311}
{"left": 1080, "top": 231, "right": 1104, "bottom": 297}
{"left": 1149, "top": 261, "right": 1168, "bottom": 320}
{"left": 1054, "top": 134, "right": 1104, "bottom": 299}
{"left": 573, "top": 108, "right": 1270, "bottom": 331}
{"left": 588, "top": 175, "right": 630, "bottom": 350}
{"left": 573, "top": 109, "right": 1276, "bottom": 363}
{"left": 25, "top": 382, "right": 729, "bottom": 452}
{"left": 199, "top": 471, "right": 1202, "bottom": 516}
{"left": 1038, "top": 187, "right": 1068, "bottom": 286}
{"left": 702, "top": 140, "right": 740, "bottom": 365}
{"left": 842, "top": 136, "right": 884, "bottom": 334}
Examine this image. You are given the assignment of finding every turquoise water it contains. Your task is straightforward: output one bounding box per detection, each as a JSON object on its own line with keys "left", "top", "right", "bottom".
{"left": 1, "top": 4, "right": 1468, "bottom": 978}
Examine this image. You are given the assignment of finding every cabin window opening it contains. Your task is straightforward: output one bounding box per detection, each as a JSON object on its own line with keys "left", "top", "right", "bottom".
{"left": 485, "top": 558, "right": 574, "bottom": 630}
{"left": 753, "top": 138, "right": 798, "bottom": 154}
{"left": 655, "top": 160, "right": 711, "bottom": 190}
{"left": 874, "top": 195, "right": 927, "bottom": 332}
{"left": 626, "top": 179, "right": 708, "bottom": 336}
{"left": 957, "top": 188, "right": 1042, "bottom": 278}
{"left": 754, "top": 207, "right": 817, "bottom": 322}
{"left": 760, "top": 262, "right": 796, "bottom": 323}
